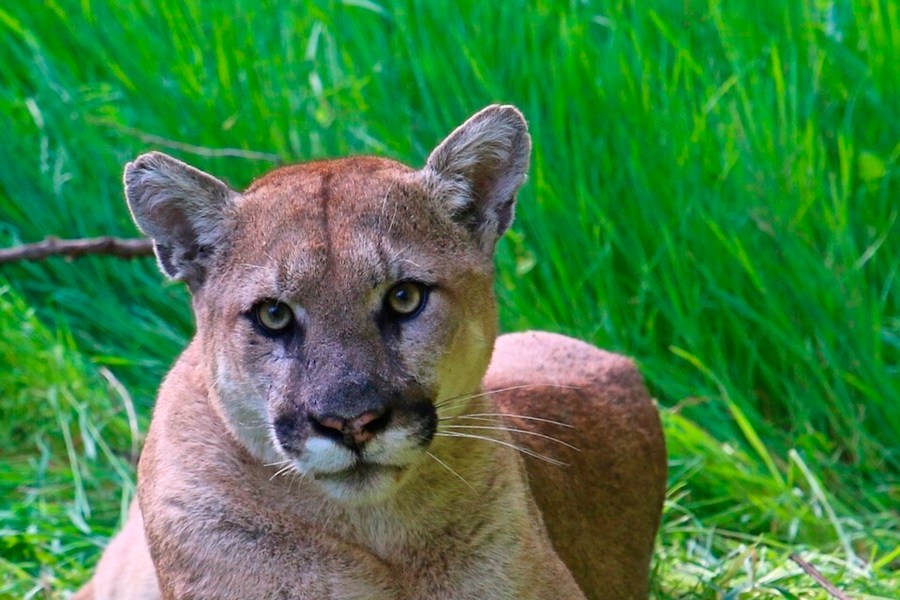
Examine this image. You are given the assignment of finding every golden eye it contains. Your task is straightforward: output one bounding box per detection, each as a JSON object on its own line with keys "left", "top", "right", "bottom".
{"left": 385, "top": 282, "right": 427, "bottom": 318}
{"left": 256, "top": 300, "right": 294, "bottom": 333}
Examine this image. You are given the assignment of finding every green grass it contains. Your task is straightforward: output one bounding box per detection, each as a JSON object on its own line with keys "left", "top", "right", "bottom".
{"left": 0, "top": 284, "right": 137, "bottom": 597}
{"left": 0, "top": 0, "right": 897, "bottom": 597}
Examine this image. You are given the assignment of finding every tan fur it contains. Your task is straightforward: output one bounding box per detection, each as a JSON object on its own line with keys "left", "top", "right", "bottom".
{"left": 73, "top": 106, "right": 666, "bottom": 599}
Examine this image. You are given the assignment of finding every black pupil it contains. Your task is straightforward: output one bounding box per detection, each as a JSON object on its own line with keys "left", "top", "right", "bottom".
{"left": 264, "top": 303, "right": 288, "bottom": 327}
{"left": 393, "top": 285, "right": 419, "bottom": 313}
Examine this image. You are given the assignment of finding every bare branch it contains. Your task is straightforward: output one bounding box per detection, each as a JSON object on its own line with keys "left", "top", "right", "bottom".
{"left": 87, "top": 118, "right": 282, "bottom": 162}
{"left": 789, "top": 553, "right": 852, "bottom": 600}
{"left": 0, "top": 236, "right": 153, "bottom": 264}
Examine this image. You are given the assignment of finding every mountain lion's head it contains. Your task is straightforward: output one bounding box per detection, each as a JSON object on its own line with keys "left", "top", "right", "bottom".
{"left": 124, "top": 106, "right": 530, "bottom": 503}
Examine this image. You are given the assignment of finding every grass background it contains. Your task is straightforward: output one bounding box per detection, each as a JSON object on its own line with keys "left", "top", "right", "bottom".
{"left": 0, "top": 0, "right": 897, "bottom": 597}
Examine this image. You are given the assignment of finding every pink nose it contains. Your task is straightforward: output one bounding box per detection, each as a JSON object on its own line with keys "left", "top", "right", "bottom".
{"left": 312, "top": 410, "right": 388, "bottom": 446}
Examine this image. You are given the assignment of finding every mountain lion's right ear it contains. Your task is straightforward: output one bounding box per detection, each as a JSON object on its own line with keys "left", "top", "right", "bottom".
{"left": 124, "top": 151, "right": 237, "bottom": 289}
{"left": 423, "top": 105, "right": 531, "bottom": 252}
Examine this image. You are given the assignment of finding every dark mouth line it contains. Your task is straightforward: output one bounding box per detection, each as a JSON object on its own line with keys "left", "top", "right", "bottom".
{"left": 315, "top": 462, "right": 404, "bottom": 480}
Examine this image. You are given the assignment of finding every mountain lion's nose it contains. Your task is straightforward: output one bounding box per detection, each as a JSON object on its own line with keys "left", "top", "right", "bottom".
{"left": 309, "top": 408, "right": 391, "bottom": 448}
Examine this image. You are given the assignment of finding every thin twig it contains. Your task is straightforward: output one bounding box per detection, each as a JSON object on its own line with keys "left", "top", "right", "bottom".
{"left": 87, "top": 118, "right": 282, "bottom": 162}
{"left": 789, "top": 553, "right": 852, "bottom": 600}
{"left": 0, "top": 236, "right": 153, "bottom": 264}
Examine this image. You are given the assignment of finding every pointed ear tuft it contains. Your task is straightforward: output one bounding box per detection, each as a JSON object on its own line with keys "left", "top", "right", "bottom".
{"left": 124, "top": 152, "right": 237, "bottom": 288}
{"left": 423, "top": 105, "right": 531, "bottom": 250}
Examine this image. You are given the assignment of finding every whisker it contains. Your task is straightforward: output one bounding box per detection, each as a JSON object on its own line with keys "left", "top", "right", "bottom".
{"left": 442, "top": 413, "right": 575, "bottom": 429}
{"left": 426, "top": 451, "right": 474, "bottom": 490}
{"left": 435, "top": 383, "right": 580, "bottom": 410}
{"left": 312, "top": 492, "right": 333, "bottom": 524}
{"left": 237, "top": 262, "right": 270, "bottom": 272}
{"left": 443, "top": 424, "right": 580, "bottom": 451}
{"left": 264, "top": 459, "right": 294, "bottom": 468}
{"left": 269, "top": 463, "right": 296, "bottom": 481}
{"left": 436, "top": 431, "right": 568, "bottom": 467}
{"left": 434, "top": 402, "right": 494, "bottom": 419}
{"left": 380, "top": 181, "right": 399, "bottom": 238}
{"left": 434, "top": 398, "right": 494, "bottom": 414}
{"left": 432, "top": 388, "right": 497, "bottom": 409}
{"left": 287, "top": 469, "right": 308, "bottom": 495}
{"left": 435, "top": 393, "right": 494, "bottom": 407}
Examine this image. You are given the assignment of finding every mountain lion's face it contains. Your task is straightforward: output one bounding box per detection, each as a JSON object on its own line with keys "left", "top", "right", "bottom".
{"left": 196, "top": 159, "right": 497, "bottom": 503}
{"left": 125, "top": 106, "right": 530, "bottom": 503}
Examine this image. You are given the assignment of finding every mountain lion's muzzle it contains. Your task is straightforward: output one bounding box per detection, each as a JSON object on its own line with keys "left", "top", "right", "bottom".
{"left": 269, "top": 365, "right": 437, "bottom": 503}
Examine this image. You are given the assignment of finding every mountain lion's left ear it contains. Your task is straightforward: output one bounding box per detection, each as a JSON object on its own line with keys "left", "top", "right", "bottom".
{"left": 124, "top": 151, "right": 238, "bottom": 290}
{"left": 423, "top": 105, "right": 531, "bottom": 251}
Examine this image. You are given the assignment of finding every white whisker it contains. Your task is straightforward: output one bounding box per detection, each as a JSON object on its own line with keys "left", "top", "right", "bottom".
{"left": 381, "top": 181, "right": 398, "bottom": 237}
{"left": 434, "top": 398, "right": 494, "bottom": 414}
{"left": 237, "top": 262, "right": 270, "bottom": 272}
{"left": 435, "top": 383, "right": 580, "bottom": 410}
{"left": 444, "top": 413, "right": 574, "bottom": 429}
{"left": 426, "top": 451, "right": 474, "bottom": 490}
{"left": 270, "top": 462, "right": 296, "bottom": 481}
{"left": 287, "top": 469, "right": 307, "bottom": 495}
{"left": 436, "top": 431, "right": 568, "bottom": 467}
{"left": 443, "top": 424, "right": 580, "bottom": 451}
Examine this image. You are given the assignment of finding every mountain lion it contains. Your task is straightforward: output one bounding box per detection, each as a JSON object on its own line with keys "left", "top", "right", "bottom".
{"left": 73, "top": 105, "right": 666, "bottom": 599}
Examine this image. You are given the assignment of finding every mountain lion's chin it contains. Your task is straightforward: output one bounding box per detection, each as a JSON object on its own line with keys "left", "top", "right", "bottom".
{"left": 313, "top": 463, "right": 408, "bottom": 504}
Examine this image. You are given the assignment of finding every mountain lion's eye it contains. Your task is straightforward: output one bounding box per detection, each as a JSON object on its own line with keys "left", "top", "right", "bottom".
{"left": 255, "top": 300, "right": 294, "bottom": 333}
{"left": 385, "top": 282, "right": 428, "bottom": 319}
